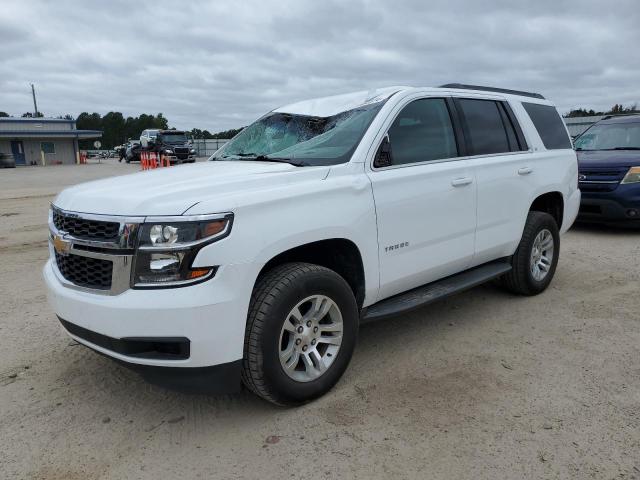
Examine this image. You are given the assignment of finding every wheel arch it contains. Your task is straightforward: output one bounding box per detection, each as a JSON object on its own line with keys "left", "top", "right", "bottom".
{"left": 529, "top": 191, "right": 564, "bottom": 228}
{"left": 256, "top": 238, "right": 366, "bottom": 309}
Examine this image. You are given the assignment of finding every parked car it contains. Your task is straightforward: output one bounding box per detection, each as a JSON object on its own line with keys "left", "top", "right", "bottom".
{"left": 574, "top": 114, "right": 640, "bottom": 225}
{"left": 141, "top": 129, "right": 196, "bottom": 164}
{"left": 0, "top": 152, "right": 16, "bottom": 168}
{"left": 125, "top": 141, "right": 141, "bottom": 163}
{"left": 44, "top": 84, "right": 579, "bottom": 405}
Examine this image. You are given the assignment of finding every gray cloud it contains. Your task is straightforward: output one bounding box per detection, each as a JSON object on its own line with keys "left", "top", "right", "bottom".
{"left": 1, "top": 0, "right": 638, "bottom": 131}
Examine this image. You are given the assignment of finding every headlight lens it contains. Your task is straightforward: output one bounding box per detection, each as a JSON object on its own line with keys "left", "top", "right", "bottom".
{"left": 621, "top": 166, "right": 640, "bottom": 184}
{"left": 139, "top": 217, "right": 230, "bottom": 248}
{"left": 133, "top": 214, "right": 232, "bottom": 287}
{"left": 190, "top": 149, "right": 196, "bottom": 154}
{"left": 164, "top": 149, "right": 173, "bottom": 154}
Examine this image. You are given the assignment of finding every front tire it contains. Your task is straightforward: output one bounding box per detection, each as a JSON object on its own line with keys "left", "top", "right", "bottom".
{"left": 501, "top": 211, "right": 560, "bottom": 295}
{"left": 242, "top": 262, "right": 358, "bottom": 405}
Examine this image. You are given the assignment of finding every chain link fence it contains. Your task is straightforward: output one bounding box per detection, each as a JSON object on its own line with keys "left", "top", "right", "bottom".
{"left": 191, "top": 138, "right": 231, "bottom": 158}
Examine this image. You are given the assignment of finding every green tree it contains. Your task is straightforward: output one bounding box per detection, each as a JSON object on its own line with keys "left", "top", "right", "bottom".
{"left": 76, "top": 112, "right": 172, "bottom": 149}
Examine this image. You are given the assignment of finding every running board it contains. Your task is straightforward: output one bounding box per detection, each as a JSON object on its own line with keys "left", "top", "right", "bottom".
{"left": 362, "top": 260, "right": 512, "bottom": 323}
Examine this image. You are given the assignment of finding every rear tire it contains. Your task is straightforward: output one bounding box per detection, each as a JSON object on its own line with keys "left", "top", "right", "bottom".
{"left": 501, "top": 211, "right": 560, "bottom": 296}
{"left": 241, "top": 262, "right": 358, "bottom": 405}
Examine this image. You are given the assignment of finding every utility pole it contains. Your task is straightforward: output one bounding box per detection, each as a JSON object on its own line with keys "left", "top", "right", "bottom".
{"left": 31, "top": 83, "right": 39, "bottom": 117}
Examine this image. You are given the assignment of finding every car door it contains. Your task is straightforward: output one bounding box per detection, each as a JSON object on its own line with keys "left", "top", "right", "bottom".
{"left": 367, "top": 97, "right": 477, "bottom": 301}
{"left": 452, "top": 97, "right": 533, "bottom": 265}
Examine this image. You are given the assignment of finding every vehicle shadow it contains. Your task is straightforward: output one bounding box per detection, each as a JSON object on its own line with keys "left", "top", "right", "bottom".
{"left": 571, "top": 221, "right": 640, "bottom": 235}
{"left": 51, "top": 282, "right": 508, "bottom": 416}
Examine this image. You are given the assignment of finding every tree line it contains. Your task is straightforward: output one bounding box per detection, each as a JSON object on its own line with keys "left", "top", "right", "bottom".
{"left": 75, "top": 112, "right": 169, "bottom": 149}
{"left": 0, "top": 110, "right": 243, "bottom": 149}
{"left": 564, "top": 103, "right": 639, "bottom": 118}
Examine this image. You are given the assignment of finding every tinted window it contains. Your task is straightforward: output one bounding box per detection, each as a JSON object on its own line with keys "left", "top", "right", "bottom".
{"left": 458, "top": 99, "right": 515, "bottom": 155}
{"left": 41, "top": 142, "right": 55, "bottom": 154}
{"left": 522, "top": 102, "right": 571, "bottom": 150}
{"left": 387, "top": 98, "right": 458, "bottom": 165}
{"left": 497, "top": 102, "right": 527, "bottom": 151}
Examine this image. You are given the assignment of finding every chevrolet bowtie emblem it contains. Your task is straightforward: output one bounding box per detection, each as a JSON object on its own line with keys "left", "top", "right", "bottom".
{"left": 53, "top": 234, "right": 72, "bottom": 256}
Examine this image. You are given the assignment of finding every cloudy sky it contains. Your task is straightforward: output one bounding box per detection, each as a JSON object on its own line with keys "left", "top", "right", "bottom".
{"left": 1, "top": 0, "right": 639, "bottom": 132}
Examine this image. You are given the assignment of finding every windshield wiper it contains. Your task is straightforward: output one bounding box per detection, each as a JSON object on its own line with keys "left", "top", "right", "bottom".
{"left": 609, "top": 147, "right": 640, "bottom": 150}
{"left": 252, "top": 155, "right": 305, "bottom": 166}
{"left": 221, "top": 152, "right": 304, "bottom": 166}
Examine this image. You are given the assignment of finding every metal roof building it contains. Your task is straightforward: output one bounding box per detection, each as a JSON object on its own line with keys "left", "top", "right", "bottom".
{"left": 563, "top": 115, "right": 605, "bottom": 138}
{"left": 0, "top": 117, "right": 101, "bottom": 166}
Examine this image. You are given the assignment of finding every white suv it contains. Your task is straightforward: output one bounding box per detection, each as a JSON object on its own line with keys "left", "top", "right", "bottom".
{"left": 44, "top": 84, "right": 580, "bottom": 404}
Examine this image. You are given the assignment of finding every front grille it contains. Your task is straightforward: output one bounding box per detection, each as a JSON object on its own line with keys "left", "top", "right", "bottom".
{"left": 176, "top": 153, "right": 188, "bottom": 160}
{"left": 578, "top": 167, "right": 628, "bottom": 192}
{"left": 53, "top": 209, "right": 120, "bottom": 241}
{"left": 174, "top": 147, "right": 189, "bottom": 154}
{"left": 55, "top": 252, "right": 113, "bottom": 290}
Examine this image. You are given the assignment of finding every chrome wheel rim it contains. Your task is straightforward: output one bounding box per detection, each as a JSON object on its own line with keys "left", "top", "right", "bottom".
{"left": 278, "top": 295, "right": 343, "bottom": 382}
{"left": 530, "top": 229, "right": 554, "bottom": 281}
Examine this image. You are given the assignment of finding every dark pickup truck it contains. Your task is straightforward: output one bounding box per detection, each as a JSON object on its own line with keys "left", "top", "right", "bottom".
{"left": 140, "top": 129, "right": 197, "bottom": 164}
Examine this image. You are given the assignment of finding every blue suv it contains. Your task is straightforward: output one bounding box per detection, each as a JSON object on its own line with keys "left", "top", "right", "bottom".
{"left": 574, "top": 115, "right": 640, "bottom": 225}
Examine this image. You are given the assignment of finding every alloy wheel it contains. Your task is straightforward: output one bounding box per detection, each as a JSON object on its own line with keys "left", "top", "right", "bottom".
{"left": 278, "top": 295, "right": 343, "bottom": 382}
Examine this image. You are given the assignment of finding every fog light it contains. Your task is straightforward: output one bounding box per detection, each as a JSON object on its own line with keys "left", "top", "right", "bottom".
{"left": 626, "top": 209, "right": 638, "bottom": 217}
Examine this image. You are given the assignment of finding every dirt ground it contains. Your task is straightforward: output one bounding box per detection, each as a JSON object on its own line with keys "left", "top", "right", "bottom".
{"left": 1, "top": 160, "right": 639, "bottom": 479}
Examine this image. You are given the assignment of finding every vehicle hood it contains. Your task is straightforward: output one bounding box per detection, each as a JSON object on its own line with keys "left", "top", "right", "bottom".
{"left": 53, "top": 161, "right": 330, "bottom": 216}
{"left": 577, "top": 150, "right": 640, "bottom": 169}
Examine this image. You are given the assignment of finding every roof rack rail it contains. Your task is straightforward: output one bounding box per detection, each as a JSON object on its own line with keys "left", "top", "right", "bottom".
{"left": 601, "top": 113, "right": 640, "bottom": 120}
{"left": 439, "top": 83, "right": 545, "bottom": 100}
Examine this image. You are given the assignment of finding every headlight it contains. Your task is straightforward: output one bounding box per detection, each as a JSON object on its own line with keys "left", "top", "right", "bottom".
{"left": 621, "top": 166, "right": 640, "bottom": 184}
{"left": 190, "top": 149, "right": 196, "bottom": 154}
{"left": 164, "top": 149, "right": 173, "bottom": 154}
{"left": 133, "top": 214, "right": 232, "bottom": 288}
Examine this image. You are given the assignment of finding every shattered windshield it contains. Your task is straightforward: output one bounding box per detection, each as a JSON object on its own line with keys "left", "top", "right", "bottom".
{"left": 211, "top": 100, "right": 385, "bottom": 166}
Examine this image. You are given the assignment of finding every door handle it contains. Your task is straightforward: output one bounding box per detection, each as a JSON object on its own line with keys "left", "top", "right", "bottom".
{"left": 518, "top": 167, "right": 533, "bottom": 175}
{"left": 451, "top": 177, "right": 473, "bottom": 187}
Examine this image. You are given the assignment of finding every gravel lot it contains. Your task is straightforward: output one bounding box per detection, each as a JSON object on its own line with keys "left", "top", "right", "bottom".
{"left": 1, "top": 161, "right": 639, "bottom": 479}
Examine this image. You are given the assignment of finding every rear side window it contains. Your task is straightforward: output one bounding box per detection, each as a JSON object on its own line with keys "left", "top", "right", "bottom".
{"left": 522, "top": 102, "right": 571, "bottom": 150}
{"left": 457, "top": 99, "right": 525, "bottom": 155}
{"left": 388, "top": 98, "right": 458, "bottom": 165}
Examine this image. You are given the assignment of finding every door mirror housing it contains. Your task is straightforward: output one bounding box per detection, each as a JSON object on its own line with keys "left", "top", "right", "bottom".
{"left": 373, "top": 134, "right": 393, "bottom": 168}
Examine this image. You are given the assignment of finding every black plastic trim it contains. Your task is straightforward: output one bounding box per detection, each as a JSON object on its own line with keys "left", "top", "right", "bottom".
{"left": 123, "top": 359, "right": 243, "bottom": 394}
{"left": 445, "top": 97, "right": 469, "bottom": 157}
{"left": 500, "top": 101, "right": 529, "bottom": 151}
{"left": 361, "top": 259, "right": 512, "bottom": 322}
{"left": 59, "top": 317, "right": 190, "bottom": 360}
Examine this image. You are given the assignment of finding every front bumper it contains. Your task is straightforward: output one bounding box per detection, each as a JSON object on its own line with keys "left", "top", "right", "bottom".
{"left": 44, "top": 259, "right": 254, "bottom": 370}
{"left": 58, "top": 315, "right": 242, "bottom": 393}
{"left": 166, "top": 154, "right": 196, "bottom": 163}
{"left": 578, "top": 184, "right": 640, "bottom": 223}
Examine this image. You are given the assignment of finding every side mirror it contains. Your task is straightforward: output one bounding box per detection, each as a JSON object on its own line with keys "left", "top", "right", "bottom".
{"left": 373, "top": 134, "right": 393, "bottom": 168}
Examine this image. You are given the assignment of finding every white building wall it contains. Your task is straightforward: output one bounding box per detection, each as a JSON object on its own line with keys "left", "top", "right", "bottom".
{"left": 0, "top": 138, "right": 77, "bottom": 165}
{"left": 0, "top": 119, "right": 74, "bottom": 132}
